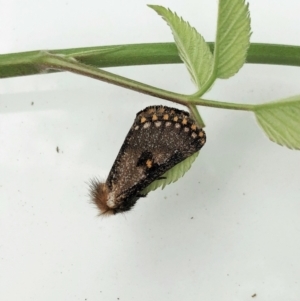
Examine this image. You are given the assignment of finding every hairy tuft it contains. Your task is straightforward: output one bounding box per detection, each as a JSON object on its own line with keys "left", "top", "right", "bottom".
{"left": 89, "top": 179, "right": 114, "bottom": 216}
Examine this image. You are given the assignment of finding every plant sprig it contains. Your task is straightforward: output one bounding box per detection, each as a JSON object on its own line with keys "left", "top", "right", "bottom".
{"left": 1, "top": 0, "right": 300, "bottom": 192}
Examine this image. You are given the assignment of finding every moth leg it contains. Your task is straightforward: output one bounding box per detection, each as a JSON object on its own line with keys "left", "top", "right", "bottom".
{"left": 157, "top": 176, "right": 167, "bottom": 180}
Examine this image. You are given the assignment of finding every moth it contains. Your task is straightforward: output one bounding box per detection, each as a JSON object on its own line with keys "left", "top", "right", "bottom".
{"left": 90, "top": 105, "right": 206, "bottom": 215}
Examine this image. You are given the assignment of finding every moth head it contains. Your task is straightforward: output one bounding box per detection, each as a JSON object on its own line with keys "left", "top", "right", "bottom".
{"left": 89, "top": 179, "right": 115, "bottom": 216}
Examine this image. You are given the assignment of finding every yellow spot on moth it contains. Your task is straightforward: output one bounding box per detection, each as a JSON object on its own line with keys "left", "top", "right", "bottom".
{"left": 146, "top": 159, "right": 153, "bottom": 168}
{"left": 163, "top": 114, "right": 169, "bottom": 120}
{"left": 140, "top": 117, "right": 147, "bottom": 123}
{"left": 152, "top": 114, "right": 158, "bottom": 121}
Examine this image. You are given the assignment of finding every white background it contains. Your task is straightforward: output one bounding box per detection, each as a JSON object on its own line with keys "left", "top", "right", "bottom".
{"left": 1, "top": 1, "right": 300, "bottom": 300}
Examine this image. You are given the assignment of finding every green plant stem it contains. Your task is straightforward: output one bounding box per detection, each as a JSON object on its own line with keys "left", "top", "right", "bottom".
{"left": 0, "top": 43, "right": 298, "bottom": 113}
{"left": 1, "top": 43, "right": 300, "bottom": 79}
{"left": 36, "top": 51, "right": 256, "bottom": 112}
{"left": 38, "top": 51, "right": 189, "bottom": 106}
{"left": 187, "top": 105, "right": 205, "bottom": 127}
{"left": 191, "top": 98, "right": 255, "bottom": 111}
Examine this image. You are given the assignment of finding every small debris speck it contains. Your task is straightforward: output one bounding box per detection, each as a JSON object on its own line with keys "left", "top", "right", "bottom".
{"left": 31, "top": 102, "right": 34, "bottom": 106}
{"left": 56, "top": 146, "right": 59, "bottom": 153}
{"left": 251, "top": 294, "right": 256, "bottom": 298}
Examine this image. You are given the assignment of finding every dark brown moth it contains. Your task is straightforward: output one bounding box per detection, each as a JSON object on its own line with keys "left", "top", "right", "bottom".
{"left": 90, "top": 105, "right": 206, "bottom": 215}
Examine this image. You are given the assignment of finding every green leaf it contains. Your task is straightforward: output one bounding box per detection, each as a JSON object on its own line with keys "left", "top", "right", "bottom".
{"left": 254, "top": 95, "right": 300, "bottom": 149}
{"left": 148, "top": 5, "right": 213, "bottom": 89}
{"left": 142, "top": 152, "right": 199, "bottom": 194}
{"left": 214, "top": 0, "right": 251, "bottom": 78}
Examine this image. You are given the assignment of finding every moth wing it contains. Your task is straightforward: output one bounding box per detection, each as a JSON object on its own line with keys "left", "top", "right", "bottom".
{"left": 106, "top": 106, "right": 205, "bottom": 202}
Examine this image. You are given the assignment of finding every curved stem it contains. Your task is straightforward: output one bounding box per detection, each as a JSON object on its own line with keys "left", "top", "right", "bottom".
{"left": 37, "top": 51, "right": 189, "bottom": 106}
{"left": 36, "top": 51, "right": 256, "bottom": 113}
